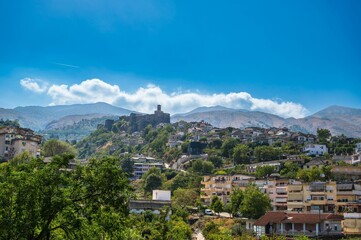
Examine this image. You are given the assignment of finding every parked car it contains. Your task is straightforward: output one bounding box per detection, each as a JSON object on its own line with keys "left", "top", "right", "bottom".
{"left": 204, "top": 209, "right": 214, "bottom": 215}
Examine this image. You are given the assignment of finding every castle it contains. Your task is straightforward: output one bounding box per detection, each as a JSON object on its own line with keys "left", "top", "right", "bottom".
{"left": 120, "top": 105, "right": 170, "bottom": 133}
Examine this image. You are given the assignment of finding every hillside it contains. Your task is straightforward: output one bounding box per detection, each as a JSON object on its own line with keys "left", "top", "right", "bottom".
{"left": 171, "top": 105, "right": 361, "bottom": 137}
{"left": 0, "top": 102, "right": 132, "bottom": 130}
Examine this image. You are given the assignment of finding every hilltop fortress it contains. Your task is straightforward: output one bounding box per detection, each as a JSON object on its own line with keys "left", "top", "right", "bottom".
{"left": 119, "top": 105, "right": 170, "bottom": 133}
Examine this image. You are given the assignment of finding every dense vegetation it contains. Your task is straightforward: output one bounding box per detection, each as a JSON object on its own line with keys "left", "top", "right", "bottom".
{"left": 0, "top": 153, "right": 195, "bottom": 240}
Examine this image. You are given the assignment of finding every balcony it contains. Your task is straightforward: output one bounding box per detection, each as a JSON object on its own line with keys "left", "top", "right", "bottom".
{"left": 275, "top": 198, "right": 287, "bottom": 203}
{"left": 276, "top": 187, "right": 287, "bottom": 194}
{"left": 309, "top": 199, "right": 327, "bottom": 205}
{"left": 343, "top": 213, "right": 361, "bottom": 219}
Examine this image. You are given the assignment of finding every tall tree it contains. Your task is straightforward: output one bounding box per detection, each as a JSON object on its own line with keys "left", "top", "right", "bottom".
{"left": 210, "top": 196, "right": 224, "bottom": 215}
{"left": 42, "top": 139, "right": 77, "bottom": 157}
{"left": 240, "top": 185, "right": 271, "bottom": 219}
{"left": 233, "top": 144, "right": 251, "bottom": 164}
{"left": 173, "top": 189, "right": 198, "bottom": 210}
{"left": 230, "top": 187, "right": 244, "bottom": 217}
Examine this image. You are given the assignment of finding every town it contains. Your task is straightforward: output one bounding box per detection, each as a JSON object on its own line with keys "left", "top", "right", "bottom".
{"left": 1, "top": 106, "right": 361, "bottom": 239}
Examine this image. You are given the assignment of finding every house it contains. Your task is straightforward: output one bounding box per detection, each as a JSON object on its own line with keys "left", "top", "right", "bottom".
{"left": 303, "top": 144, "right": 328, "bottom": 156}
{"left": 253, "top": 211, "right": 344, "bottom": 237}
{"left": 0, "top": 126, "right": 42, "bottom": 161}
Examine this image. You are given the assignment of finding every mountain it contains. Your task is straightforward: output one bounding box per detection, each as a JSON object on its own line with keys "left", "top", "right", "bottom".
{"left": 171, "top": 105, "right": 361, "bottom": 137}
{"left": 172, "top": 108, "right": 285, "bottom": 129}
{"left": 1, "top": 103, "right": 361, "bottom": 138}
{"left": 173, "top": 105, "right": 243, "bottom": 117}
{"left": 0, "top": 102, "right": 133, "bottom": 130}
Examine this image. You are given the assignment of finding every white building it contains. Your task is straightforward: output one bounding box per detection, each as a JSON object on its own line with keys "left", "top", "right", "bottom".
{"left": 303, "top": 144, "right": 328, "bottom": 156}
{"left": 152, "top": 190, "right": 171, "bottom": 201}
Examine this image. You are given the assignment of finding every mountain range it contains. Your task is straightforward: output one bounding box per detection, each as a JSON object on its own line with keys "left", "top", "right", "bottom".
{"left": 1, "top": 103, "right": 361, "bottom": 138}
{"left": 172, "top": 105, "right": 361, "bottom": 137}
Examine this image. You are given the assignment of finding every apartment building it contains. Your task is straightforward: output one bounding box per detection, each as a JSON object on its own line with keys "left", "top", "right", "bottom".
{"left": 132, "top": 155, "right": 163, "bottom": 179}
{"left": 200, "top": 174, "right": 255, "bottom": 205}
{"left": 303, "top": 182, "right": 337, "bottom": 213}
{"left": 0, "top": 126, "right": 42, "bottom": 161}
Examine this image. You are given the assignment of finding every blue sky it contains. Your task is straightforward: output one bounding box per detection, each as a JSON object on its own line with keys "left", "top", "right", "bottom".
{"left": 0, "top": 0, "right": 360, "bottom": 117}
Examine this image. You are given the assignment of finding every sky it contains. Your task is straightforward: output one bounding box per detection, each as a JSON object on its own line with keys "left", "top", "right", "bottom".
{"left": 0, "top": 0, "right": 360, "bottom": 118}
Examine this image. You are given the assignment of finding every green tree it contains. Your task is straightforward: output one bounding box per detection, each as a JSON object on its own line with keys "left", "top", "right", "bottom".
{"left": 230, "top": 187, "right": 244, "bottom": 217}
{"left": 42, "top": 139, "right": 77, "bottom": 157}
{"left": 280, "top": 161, "right": 300, "bottom": 179}
{"left": 210, "top": 196, "right": 224, "bottom": 215}
{"left": 192, "top": 159, "right": 214, "bottom": 175}
{"left": 208, "top": 156, "right": 223, "bottom": 168}
{"left": 255, "top": 165, "right": 275, "bottom": 178}
{"left": 0, "top": 155, "right": 133, "bottom": 239}
{"left": 173, "top": 189, "right": 198, "bottom": 210}
{"left": 240, "top": 185, "right": 271, "bottom": 219}
{"left": 167, "top": 217, "right": 192, "bottom": 240}
{"left": 254, "top": 145, "right": 281, "bottom": 162}
{"left": 143, "top": 174, "right": 163, "bottom": 193}
{"left": 120, "top": 156, "right": 134, "bottom": 177}
{"left": 221, "top": 138, "right": 239, "bottom": 158}
{"left": 209, "top": 139, "right": 223, "bottom": 149}
{"left": 317, "top": 128, "right": 331, "bottom": 144}
{"left": 233, "top": 144, "right": 251, "bottom": 164}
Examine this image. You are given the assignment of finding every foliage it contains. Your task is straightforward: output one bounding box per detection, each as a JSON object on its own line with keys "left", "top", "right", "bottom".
{"left": 230, "top": 187, "right": 244, "bottom": 216}
{"left": 42, "top": 139, "right": 78, "bottom": 157}
{"left": 210, "top": 196, "right": 224, "bottom": 214}
{"left": 208, "top": 155, "right": 223, "bottom": 168}
{"left": 173, "top": 189, "right": 198, "bottom": 210}
{"left": 0, "top": 155, "right": 133, "bottom": 239}
{"left": 221, "top": 138, "right": 240, "bottom": 158}
{"left": 317, "top": 128, "right": 331, "bottom": 144}
{"left": 296, "top": 166, "right": 323, "bottom": 182}
{"left": 120, "top": 155, "right": 134, "bottom": 177}
{"left": 239, "top": 185, "right": 271, "bottom": 219}
{"left": 166, "top": 216, "right": 192, "bottom": 240}
{"left": 192, "top": 159, "right": 214, "bottom": 175}
{"left": 169, "top": 172, "right": 202, "bottom": 192}
{"left": 233, "top": 144, "right": 251, "bottom": 164}
{"left": 254, "top": 145, "right": 281, "bottom": 162}
{"left": 280, "top": 161, "right": 300, "bottom": 179}
{"left": 0, "top": 119, "right": 20, "bottom": 128}
{"left": 143, "top": 174, "right": 163, "bottom": 193}
{"left": 255, "top": 165, "right": 275, "bottom": 178}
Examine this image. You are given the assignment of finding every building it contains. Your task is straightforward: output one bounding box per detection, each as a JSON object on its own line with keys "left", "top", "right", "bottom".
{"left": 0, "top": 126, "right": 42, "bottom": 161}
{"left": 254, "top": 211, "right": 343, "bottom": 238}
{"left": 303, "top": 144, "right": 328, "bottom": 156}
{"left": 120, "top": 105, "right": 170, "bottom": 133}
{"left": 132, "top": 155, "right": 163, "bottom": 179}
{"left": 200, "top": 174, "right": 255, "bottom": 205}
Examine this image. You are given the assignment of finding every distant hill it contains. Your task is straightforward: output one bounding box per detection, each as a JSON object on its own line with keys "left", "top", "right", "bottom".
{"left": 171, "top": 105, "right": 361, "bottom": 137}
{"left": 0, "top": 102, "right": 133, "bottom": 130}
{"left": 1, "top": 103, "right": 361, "bottom": 139}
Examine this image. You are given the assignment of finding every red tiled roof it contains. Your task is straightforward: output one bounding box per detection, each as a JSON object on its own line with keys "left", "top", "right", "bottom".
{"left": 254, "top": 212, "right": 344, "bottom": 226}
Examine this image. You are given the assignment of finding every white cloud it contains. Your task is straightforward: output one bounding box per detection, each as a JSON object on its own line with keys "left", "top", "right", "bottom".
{"left": 20, "top": 78, "right": 48, "bottom": 93}
{"left": 20, "top": 78, "right": 308, "bottom": 118}
{"left": 47, "top": 79, "right": 121, "bottom": 105}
